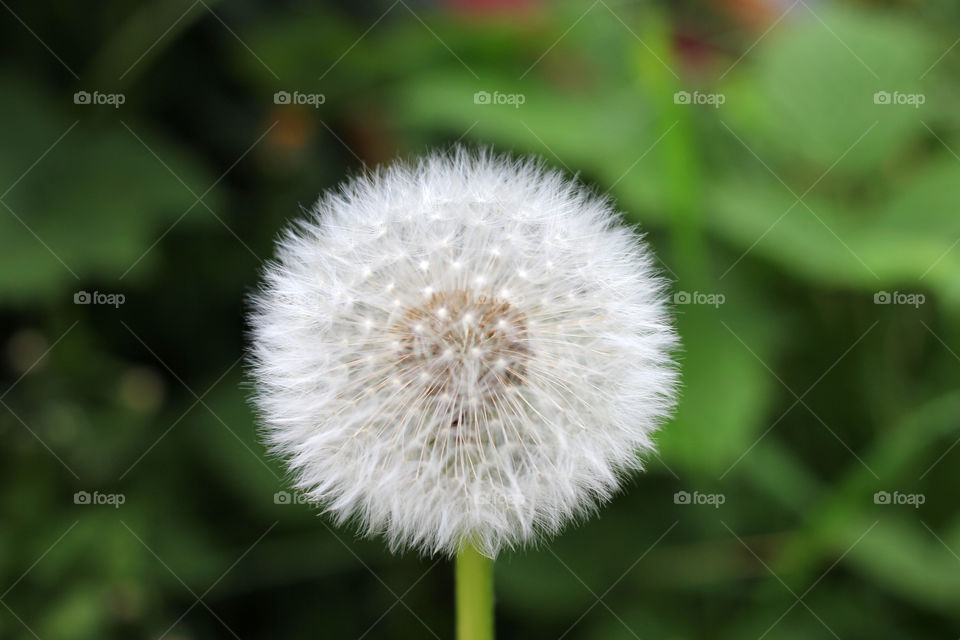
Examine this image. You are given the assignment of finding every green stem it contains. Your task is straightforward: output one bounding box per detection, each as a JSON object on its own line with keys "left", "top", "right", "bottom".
{"left": 635, "top": 9, "right": 709, "bottom": 290}
{"left": 455, "top": 542, "right": 494, "bottom": 640}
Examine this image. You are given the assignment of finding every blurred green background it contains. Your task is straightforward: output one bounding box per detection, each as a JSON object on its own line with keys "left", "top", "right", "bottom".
{"left": 2, "top": 0, "right": 959, "bottom": 637}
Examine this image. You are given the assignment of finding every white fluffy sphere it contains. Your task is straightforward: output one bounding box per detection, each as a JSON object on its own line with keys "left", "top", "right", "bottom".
{"left": 250, "top": 148, "right": 678, "bottom": 557}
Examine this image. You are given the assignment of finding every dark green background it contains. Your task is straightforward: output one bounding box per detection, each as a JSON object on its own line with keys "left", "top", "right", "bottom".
{"left": 2, "top": 0, "right": 959, "bottom": 638}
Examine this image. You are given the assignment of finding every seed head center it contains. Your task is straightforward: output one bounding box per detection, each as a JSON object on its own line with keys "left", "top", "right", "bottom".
{"left": 394, "top": 290, "right": 529, "bottom": 401}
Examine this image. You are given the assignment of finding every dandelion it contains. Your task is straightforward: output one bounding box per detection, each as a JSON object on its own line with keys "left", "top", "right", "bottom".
{"left": 249, "top": 147, "right": 678, "bottom": 636}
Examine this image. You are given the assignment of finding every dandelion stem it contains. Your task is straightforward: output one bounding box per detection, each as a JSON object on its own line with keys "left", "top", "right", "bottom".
{"left": 456, "top": 542, "right": 494, "bottom": 640}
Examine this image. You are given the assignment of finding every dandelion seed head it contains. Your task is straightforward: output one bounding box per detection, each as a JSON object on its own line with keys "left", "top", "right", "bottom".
{"left": 250, "top": 148, "right": 678, "bottom": 557}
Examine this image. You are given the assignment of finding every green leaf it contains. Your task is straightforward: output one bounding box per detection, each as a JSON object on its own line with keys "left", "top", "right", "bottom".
{"left": 721, "top": 6, "right": 933, "bottom": 176}
{"left": 0, "top": 76, "right": 219, "bottom": 303}
{"left": 658, "top": 280, "right": 782, "bottom": 476}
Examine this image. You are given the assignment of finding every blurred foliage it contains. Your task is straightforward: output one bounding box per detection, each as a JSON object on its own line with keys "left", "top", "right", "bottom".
{"left": 2, "top": 0, "right": 960, "bottom": 638}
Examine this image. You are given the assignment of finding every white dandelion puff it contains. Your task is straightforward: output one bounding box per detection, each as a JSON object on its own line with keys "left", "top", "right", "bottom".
{"left": 249, "top": 148, "right": 678, "bottom": 557}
